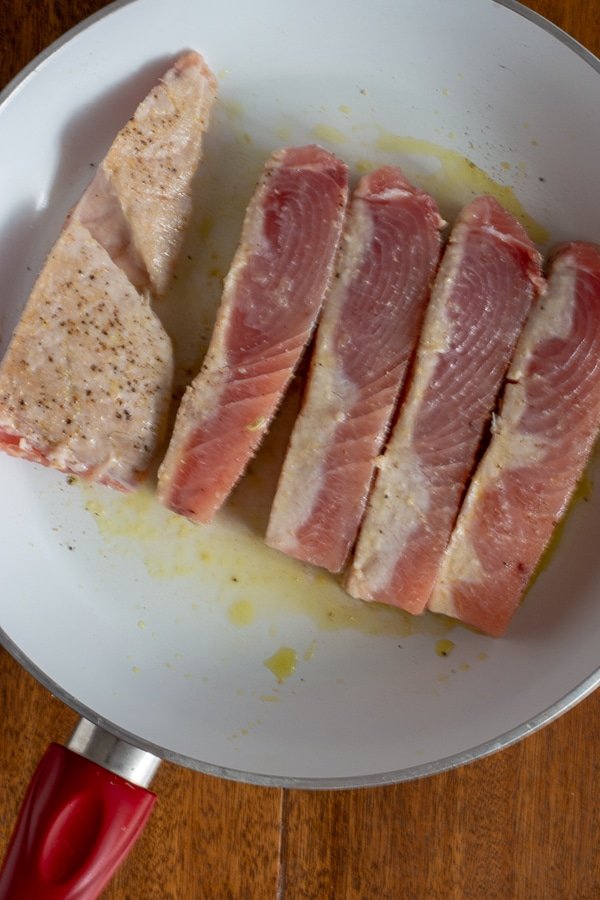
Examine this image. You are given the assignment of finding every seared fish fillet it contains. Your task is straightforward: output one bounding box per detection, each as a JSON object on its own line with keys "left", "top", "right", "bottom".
{"left": 0, "top": 51, "right": 217, "bottom": 488}
{"left": 266, "top": 166, "right": 443, "bottom": 572}
{"left": 157, "top": 145, "right": 349, "bottom": 522}
{"left": 429, "top": 242, "right": 600, "bottom": 635}
{"left": 347, "top": 197, "right": 543, "bottom": 613}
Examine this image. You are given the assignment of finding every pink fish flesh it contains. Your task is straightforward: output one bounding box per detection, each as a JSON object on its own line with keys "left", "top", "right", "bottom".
{"left": 428, "top": 242, "right": 600, "bottom": 636}
{"left": 346, "top": 196, "right": 543, "bottom": 613}
{"left": 157, "top": 145, "right": 349, "bottom": 522}
{"left": 266, "top": 166, "right": 443, "bottom": 571}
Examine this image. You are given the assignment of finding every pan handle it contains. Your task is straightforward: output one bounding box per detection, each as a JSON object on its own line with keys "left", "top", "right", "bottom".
{"left": 0, "top": 719, "right": 160, "bottom": 899}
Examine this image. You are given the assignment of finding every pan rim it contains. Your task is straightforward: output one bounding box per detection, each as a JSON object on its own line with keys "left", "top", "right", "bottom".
{"left": 1, "top": 0, "right": 599, "bottom": 788}
{"left": 2, "top": 623, "right": 599, "bottom": 788}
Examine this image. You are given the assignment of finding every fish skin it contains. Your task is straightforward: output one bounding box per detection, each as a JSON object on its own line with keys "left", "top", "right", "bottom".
{"left": 265, "top": 166, "right": 444, "bottom": 572}
{"left": 157, "top": 145, "right": 349, "bottom": 523}
{"left": 346, "top": 196, "right": 543, "bottom": 614}
{"left": 0, "top": 52, "right": 217, "bottom": 488}
{"left": 428, "top": 241, "right": 600, "bottom": 636}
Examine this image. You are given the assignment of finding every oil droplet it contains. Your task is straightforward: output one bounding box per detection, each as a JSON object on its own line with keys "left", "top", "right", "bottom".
{"left": 310, "top": 123, "right": 348, "bottom": 145}
{"left": 260, "top": 695, "right": 282, "bottom": 703}
{"left": 338, "top": 104, "right": 352, "bottom": 115}
{"left": 436, "top": 639, "right": 455, "bottom": 657}
{"left": 458, "top": 662, "right": 471, "bottom": 672}
{"left": 137, "top": 620, "right": 146, "bottom": 630}
{"left": 223, "top": 99, "right": 244, "bottom": 120}
{"left": 246, "top": 415, "right": 267, "bottom": 432}
{"left": 85, "top": 498, "right": 103, "bottom": 518}
{"left": 228, "top": 599, "right": 255, "bottom": 627}
{"left": 356, "top": 158, "right": 375, "bottom": 174}
{"left": 372, "top": 129, "right": 549, "bottom": 244}
{"left": 477, "top": 652, "right": 488, "bottom": 662}
{"left": 431, "top": 614, "right": 457, "bottom": 635}
{"left": 264, "top": 647, "right": 297, "bottom": 682}
{"left": 197, "top": 216, "right": 214, "bottom": 240}
{"left": 80, "top": 398, "right": 471, "bottom": 644}
{"left": 303, "top": 639, "right": 317, "bottom": 662}
{"left": 500, "top": 161, "right": 512, "bottom": 171}
{"left": 131, "top": 666, "right": 140, "bottom": 674}
{"left": 275, "top": 125, "right": 292, "bottom": 141}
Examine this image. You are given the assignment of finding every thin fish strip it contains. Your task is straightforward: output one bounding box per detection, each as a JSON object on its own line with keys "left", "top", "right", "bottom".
{"left": 428, "top": 242, "right": 600, "bottom": 635}
{"left": 347, "top": 196, "right": 543, "bottom": 613}
{"left": 157, "top": 145, "right": 349, "bottom": 522}
{"left": 266, "top": 166, "right": 443, "bottom": 571}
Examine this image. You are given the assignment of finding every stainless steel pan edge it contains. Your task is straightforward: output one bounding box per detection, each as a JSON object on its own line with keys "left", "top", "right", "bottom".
{"left": 0, "top": 0, "right": 599, "bottom": 790}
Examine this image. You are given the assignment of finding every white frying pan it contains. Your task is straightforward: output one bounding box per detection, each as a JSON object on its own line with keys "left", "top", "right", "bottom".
{"left": 1, "top": 0, "right": 599, "bottom": 895}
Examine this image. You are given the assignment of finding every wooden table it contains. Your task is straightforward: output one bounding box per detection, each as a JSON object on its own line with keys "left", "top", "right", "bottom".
{"left": 1, "top": 1, "right": 599, "bottom": 897}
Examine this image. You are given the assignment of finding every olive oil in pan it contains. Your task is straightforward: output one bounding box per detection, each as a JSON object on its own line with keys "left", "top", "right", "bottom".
{"left": 81, "top": 112, "right": 554, "bottom": 645}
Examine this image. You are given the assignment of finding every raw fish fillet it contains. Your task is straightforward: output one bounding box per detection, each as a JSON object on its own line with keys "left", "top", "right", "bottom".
{"left": 428, "top": 242, "right": 600, "bottom": 636}
{"left": 347, "top": 196, "right": 543, "bottom": 613}
{"left": 0, "top": 52, "right": 216, "bottom": 489}
{"left": 266, "top": 167, "right": 443, "bottom": 571}
{"left": 157, "top": 145, "right": 349, "bottom": 522}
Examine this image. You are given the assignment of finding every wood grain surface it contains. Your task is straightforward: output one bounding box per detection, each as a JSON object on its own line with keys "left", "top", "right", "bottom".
{"left": 1, "top": 1, "right": 599, "bottom": 898}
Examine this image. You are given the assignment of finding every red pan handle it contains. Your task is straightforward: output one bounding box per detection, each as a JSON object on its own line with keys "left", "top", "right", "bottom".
{"left": 0, "top": 723, "right": 159, "bottom": 899}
